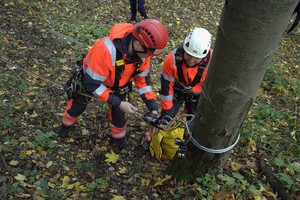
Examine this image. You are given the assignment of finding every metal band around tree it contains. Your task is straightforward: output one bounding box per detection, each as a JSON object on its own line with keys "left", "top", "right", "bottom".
{"left": 182, "top": 115, "right": 241, "bottom": 154}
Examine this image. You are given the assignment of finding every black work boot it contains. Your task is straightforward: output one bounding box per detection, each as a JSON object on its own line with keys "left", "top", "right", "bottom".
{"left": 126, "top": 18, "right": 136, "bottom": 23}
{"left": 56, "top": 124, "right": 72, "bottom": 137}
{"left": 115, "top": 138, "right": 131, "bottom": 151}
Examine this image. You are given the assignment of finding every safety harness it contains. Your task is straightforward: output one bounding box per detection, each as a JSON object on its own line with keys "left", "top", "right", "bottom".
{"left": 64, "top": 45, "right": 142, "bottom": 99}
{"left": 64, "top": 59, "right": 85, "bottom": 100}
{"left": 174, "top": 45, "right": 210, "bottom": 92}
{"left": 111, "top": 46, "right": 142, "bottom": 94}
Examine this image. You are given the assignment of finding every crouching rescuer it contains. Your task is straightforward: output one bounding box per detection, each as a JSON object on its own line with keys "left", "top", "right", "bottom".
{"left": 56, "top": 19, "right": 168, "bottom": 151}
{"left": 145, "top": 27, "right": 213, "bottom": 159}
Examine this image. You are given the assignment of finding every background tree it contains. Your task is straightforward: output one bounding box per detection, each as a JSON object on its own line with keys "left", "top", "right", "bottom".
{"left": 168, "top": 0, "right": 299, "bottom": 181}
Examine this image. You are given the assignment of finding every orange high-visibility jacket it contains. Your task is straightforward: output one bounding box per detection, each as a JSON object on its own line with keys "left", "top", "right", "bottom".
{"left": 82, "top": 23, "right": 157, "bottom": 111}
{"left": 160, "top": 47, "right": 212, "bottom": 112}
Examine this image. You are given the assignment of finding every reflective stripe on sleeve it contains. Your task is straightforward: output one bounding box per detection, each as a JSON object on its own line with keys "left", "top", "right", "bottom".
{"left": 160, "top": 94, "right": 174, "bottom": 101}
{"left": 93, "top": 84, "right": 108, "bottom": 96}
{"left": 137, "top": 68, "right": 150, "bottom": 77}
{"left": 138, "top": 86, "right": 152, "bottom": 95}
{"left": 103, "top": 37, "right": 116, "bottom": 66}
{"left": 161, "top": 70, "right": 175, "bottom": 82}
{"left": 85, "top": 67, "right": 107, "bottom": 82}
{"left": 172, "top": 49, "right": 178, "bottom": 68}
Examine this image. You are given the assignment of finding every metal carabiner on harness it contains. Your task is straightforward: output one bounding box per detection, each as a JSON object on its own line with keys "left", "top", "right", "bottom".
{"left": 174, "top": 114, "right": 194, "bottom": 158}
{"left": 183, "top": 85, "right": 192, "bottom": 93}
{"left": 117, "top": 85, "right": 130, "bottom": 94}
{"left": 175, "top": 138, "right": 188, "bottom": 157}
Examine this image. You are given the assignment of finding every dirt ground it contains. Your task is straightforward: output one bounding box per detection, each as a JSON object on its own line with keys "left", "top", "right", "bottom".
{"left": 1, "top": 1, "right": 299, "bottom": 199}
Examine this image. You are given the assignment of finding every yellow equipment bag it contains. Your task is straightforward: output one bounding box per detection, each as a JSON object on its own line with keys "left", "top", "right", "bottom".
{"left": 149, "top": 127, "right": 185, "bottom": 160}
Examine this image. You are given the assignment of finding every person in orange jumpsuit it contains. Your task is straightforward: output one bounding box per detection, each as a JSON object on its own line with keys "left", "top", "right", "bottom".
{"left": 56, "top": 19, "right": 168, "bottom": 151}
{"left": 144, "top": 27, "right": 212, "bottom": 147}
{"left": 159, "top": 27, "right": 212, "bottom": 119}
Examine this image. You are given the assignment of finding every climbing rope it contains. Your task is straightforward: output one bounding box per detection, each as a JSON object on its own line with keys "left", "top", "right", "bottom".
{"left": 1, "top": 58, "right": 98, "bottom": 100}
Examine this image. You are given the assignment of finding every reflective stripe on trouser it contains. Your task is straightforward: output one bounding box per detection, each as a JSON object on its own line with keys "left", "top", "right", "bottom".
{"left": 109, "top": 92, "right": 127, "bottom": 139}
{"left": 62, "top": 94, "right": 91, "bottom": 126}
{"left": 145, "top": 130, "right": 152, "bottom": 142}
{"left": 110, "top": 123, "right": 127, "bottom": 139}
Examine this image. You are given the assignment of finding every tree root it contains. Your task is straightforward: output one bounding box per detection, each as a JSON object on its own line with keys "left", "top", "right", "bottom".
{"left": 258, "top": 157, "right": 294, "bottom": 200}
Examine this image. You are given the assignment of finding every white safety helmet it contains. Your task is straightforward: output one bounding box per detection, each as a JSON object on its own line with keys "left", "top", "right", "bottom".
{"left": 183, "top": 27, "right": 211, "bottom": 58}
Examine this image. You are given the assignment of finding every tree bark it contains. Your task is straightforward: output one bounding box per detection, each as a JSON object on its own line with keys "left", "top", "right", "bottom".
{"left": 168, "top": 0, "right": 298, "bottom": 181}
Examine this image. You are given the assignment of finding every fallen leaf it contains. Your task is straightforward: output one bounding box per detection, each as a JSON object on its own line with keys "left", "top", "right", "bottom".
{"left": 48, "top": 181, "right": 56, "bottom": 188}
{"left": 67, "top": 181, "right": 80, "bottom": 189}
{"left": 46, "top": 161, "right": 53, "bottom": 168}
{"left": 290, "top": 131, "right": 297, "bottom": 141}
{"left": 214, "top": 191, "right": 235, "bottom": 200}
{"left": 63, "top": 165, "right": 70, "bottom": 171}
{"left": 111, "top": 195, "right": 125, "bottom": 200}
{"left": 75, "top": 185, "right": 86, "bottom": 191}
{"left": 154, "top": 175, "right": 172, "bottom": 187}
{"left": 15, "top": 174, "right": 27, "bottom": 182}
{"left": 35, "top": 195, "right": 45, "bottom": 200}
{"left": 25, "top": 149, "right": 35, "bottom": 155}
{"left": 96, "top": 146, "right": 107, "bottom": 151}
{"left": 9, "top": 160, "right": 19, "bottom": 166}
{"left": 118, "top": 167, "right": 127, "bottom": 174}
{"left": 19, "top": 136, "right": 28, "bottom": 141}
{"left": 67, "top": 138, "right": 75, "bottom": 143}
{"left": 141, "top": 178, "right": 150, "bottom": 186}
{"left": 61, "top": 176, "right": 70, "bottom": 188}
{"left": 81, "top": 128, "right": 89, "bottom": 135}
{"left": 30, "top": 111, "right": 39, "bottom": 118}
{"left": 231, "top": 161, "right": 242, "bottom": 171}
{"left": 105, "top": 150, "right": 119, "bottom": 163}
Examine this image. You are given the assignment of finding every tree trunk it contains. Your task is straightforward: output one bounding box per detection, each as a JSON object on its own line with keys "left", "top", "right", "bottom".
{"left": 168, "top": 0, "right": 298, "bottom": 181}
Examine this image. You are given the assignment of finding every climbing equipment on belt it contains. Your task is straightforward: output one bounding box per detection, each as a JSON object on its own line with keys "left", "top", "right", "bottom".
{"left": 64, "top": 61, "right": 85, "bottom": 100}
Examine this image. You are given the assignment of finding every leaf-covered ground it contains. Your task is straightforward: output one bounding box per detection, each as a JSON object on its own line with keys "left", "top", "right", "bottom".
{"left": 0, "top": 1, "right": 299, "bottom": 199}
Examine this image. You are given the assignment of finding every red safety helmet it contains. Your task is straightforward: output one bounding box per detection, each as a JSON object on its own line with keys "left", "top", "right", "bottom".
{"left": 132, "top": 19, "right": 168, "bottom": 56}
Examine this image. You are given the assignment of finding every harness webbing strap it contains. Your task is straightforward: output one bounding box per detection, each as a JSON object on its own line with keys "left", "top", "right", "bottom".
{"left": 174, "top": 45, "right": 210, "bottom": 88}
{"left": 113, "top": 49, "right": 124, "bottom": 90}
{"left": 113, "top": 42, "right": 141, "bottom": 92}
{"left": 175, "top": 45, "right": 185, "bottom": 84}
{"left": 131, "top": 60, "right": 141, "bottom": 78}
